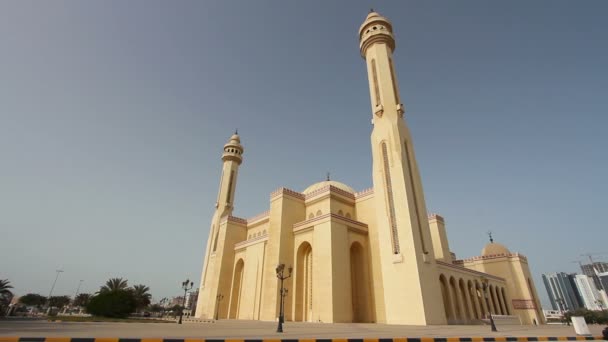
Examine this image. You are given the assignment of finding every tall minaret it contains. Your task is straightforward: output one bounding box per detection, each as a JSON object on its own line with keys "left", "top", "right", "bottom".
{"left": 195, "top": 132, "right": 244, "bottom": 319}
{"left": 359, "top": 11, "right": 447, "bottom": 325}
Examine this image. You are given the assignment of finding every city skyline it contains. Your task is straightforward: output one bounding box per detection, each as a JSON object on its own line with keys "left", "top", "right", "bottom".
{"left": 2, "top": 1, "right": 608, "bottom": 309}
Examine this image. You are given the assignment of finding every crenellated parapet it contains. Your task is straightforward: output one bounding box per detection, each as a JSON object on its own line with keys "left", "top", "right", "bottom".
{"left": 454, "top": 252, "right": 528, "bottom": 264}
{"left": 270, "top": 187, "right": 305, "bottom": 201}
{"left": 304, "top": 184, "right": 356, "bottom": 201}
{"left": 221, "top": 215, "right": 247, "bottom": 226}
{"left": 427, "top": 213, "right": 445, "bottom": 222}
{"left": 355, "top": 187, "right": 374, "bottom": 200}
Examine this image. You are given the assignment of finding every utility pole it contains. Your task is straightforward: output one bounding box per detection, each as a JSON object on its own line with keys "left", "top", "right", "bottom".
{"left": 46, "top": 269, "right": 64, "bottom": 314}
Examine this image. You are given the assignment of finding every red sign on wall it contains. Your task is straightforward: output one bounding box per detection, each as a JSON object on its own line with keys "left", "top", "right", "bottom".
{"left": 512, "top": 299, "right": 536, "bottom": 309}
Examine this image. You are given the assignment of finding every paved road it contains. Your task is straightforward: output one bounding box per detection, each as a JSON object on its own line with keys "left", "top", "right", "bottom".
{"left": 0, "top": 319, "right": 605, "bottom": 339}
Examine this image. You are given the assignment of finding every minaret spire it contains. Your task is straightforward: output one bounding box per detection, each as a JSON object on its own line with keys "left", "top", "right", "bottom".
{"left": 359, "top": 10, "right": 446, "bottom": 325}
{"left": 196, "top": 132, "right": 245, "bottom": 320}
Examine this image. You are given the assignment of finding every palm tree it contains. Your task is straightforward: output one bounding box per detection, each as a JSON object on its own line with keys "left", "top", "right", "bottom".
{"left": 99, "top": 278, "right": 128, "bottom": 293}
{"left": 73, "top": 293, "right": 91, "bottom": 307}
{"left": 0, "top": 279, "right": 14, "bottom": 316}
{"left": 131, "top": 284, "right": 151, "bottom": 311}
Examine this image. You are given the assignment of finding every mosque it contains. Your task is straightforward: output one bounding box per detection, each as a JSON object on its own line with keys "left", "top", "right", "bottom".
{"left": 195, "top": 11, "right": 544, "bottom": 325}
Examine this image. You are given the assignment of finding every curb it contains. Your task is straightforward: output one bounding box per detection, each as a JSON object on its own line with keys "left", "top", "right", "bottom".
{"left": 0, "top": 337, "right": 605, "bottom": 342}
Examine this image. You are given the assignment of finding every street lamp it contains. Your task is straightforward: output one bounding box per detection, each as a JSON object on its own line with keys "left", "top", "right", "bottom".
{"left": 46, "top": 269, "right": 64, "bottom": 314}
{"left": 215, "top": 294, "right": 224, "bottom": 320}
{"left": 178, "top": 279, "right": 194, "bottom": 324}
{"left": 482, "top": 280, "right": 497, "bottom": 332}
{"left": 275, "top": 263, "right": 293, "bottom": 333}
{"left": 160, "top": 297, "right": 168, "bottom": 317}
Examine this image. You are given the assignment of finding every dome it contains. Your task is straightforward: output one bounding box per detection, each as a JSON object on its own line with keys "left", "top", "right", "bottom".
{"left": 481, "top": 242, "right": 511, "bottom": 256}
{"left": 303, "top": 180, "right": 355, "bottom": 195}
{"left": 366, "top": 11, "right": 380, "bottom": 20}
{"left": 229, "top": 134, "right": 240, "bottom": 143}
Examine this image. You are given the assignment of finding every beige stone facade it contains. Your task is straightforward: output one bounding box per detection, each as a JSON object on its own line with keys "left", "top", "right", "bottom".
{"left": 195, "top": 11, "right": 544, "bottom": 326}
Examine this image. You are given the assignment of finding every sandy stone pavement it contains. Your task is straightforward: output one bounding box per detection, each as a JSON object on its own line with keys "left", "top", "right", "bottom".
{"left": 0, "top": 318, "right": 606, "bottom": 339}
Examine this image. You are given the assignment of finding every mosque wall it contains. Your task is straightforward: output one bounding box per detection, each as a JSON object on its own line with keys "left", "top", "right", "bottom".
{"left": 461, "top": 255, "right": 544, "bottom": 325}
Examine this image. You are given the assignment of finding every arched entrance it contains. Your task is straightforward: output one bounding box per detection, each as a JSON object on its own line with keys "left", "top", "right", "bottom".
{"left": 459, "top": 278, "right": 471, "bottom": 321}
{"left": 501, "top": 287, "right": 510, "bottom": 315}
{"left": 439, "top": 274, "right": 453, "bottom": 321}
{"left": 229, "top": 259, "right": 244, "bottom": 319}
{"left": 295, "top": 242, "right": 312, "bottom": 322}
{"left": 350, "top": 242, "right": 370, "bottom": 322}
{"left": 449, "top": 277, "right": 462, "bottom": 322}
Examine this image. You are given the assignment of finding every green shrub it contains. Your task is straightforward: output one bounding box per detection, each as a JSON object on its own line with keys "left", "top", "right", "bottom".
{"left": 86, "top": 290, "right": 136, "bottom": 318}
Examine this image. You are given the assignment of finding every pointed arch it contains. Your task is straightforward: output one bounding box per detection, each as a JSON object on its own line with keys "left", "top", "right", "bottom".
{"left": 350, "top": 241, "right": 371, "bottom": 322}
{"left": 489, "top": 285, "right": 498, "bottom": 314}
{"left": 475, "top": 281, "right": 486, "bottom": 318}
{"left": 501, "top": 287, "right": 511, "bottom": 315}
{"left": 381, "top": 141, "right": 400, "bottom": 254}
{"left": 459, "top": 278, "right": 471, "bottom": 321}
{"left": 226, "top": 170, "right": 235, "bottom": 204}
{"left": 229, "top": 259, "right": 244, "bottom": 319}
{"left": 449, "top": 276, "right": 462, "bottom": 321}
{"left": 496, "top": 286, "right": 505, "bottom": 315}
{"left": 439, "top": 274, "right": 453, "bottom": 321}
{"left": 371, "top": 59, "right": 380, "bottom": 106}
{"left": 212, "top": 225, "right": 219, "bottom": 252}
{"left": 295, "top": 242, "right": 313, "bottom": 322}
{"left": 468, "top": 280, "right": 480, "bottom": 319}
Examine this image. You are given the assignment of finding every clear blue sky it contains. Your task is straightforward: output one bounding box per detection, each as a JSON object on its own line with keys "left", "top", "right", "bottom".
{"left": 1, "top": 1, "right": 607, "bottom": 308}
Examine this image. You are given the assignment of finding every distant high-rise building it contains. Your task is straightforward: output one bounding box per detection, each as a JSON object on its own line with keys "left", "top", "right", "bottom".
{"left": 598, "top": 272, "right": 608, "bottom": 295}
{"left": 170, "top": 296, "right": 184, "bottom": 307}
{"left": 580, "top": 262, "right": 608, "bottom": 290}
{"left": 598, "top": 289, "right": 608, "bottom": 310}
{"left": 542, "top": 273, "right": 583, "bottom": 311}
{"left": 573, "top": 275, "right": 603, "bottom": 311}
{"left": 184, "top": 289, "right": 199, "bottom": 313}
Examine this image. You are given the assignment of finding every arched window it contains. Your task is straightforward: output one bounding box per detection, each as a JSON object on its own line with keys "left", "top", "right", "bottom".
{"left": 345, "top": 213, "right": 351, "bottom": 219}
{"left": 316, "top": 210, "right": 322, "bottom": 217}
{"left": 212, "top": 226, "right": 219, "bottom": 252}
{"left": 371, "top": 59, "right": 380, "bottom": 106}
{"left": 381, "top": 141, "right": 400, "bottom": 254}
{"left": 308, "top": 213, "right": 314, "bottom": 219}
{"left": 226, "top": 170, "right": 235, "bottom": 203}
{"left": 338, "top": 210, "right": 344, "bottom": 216}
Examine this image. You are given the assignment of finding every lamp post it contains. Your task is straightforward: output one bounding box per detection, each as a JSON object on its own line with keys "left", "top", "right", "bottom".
{"left": 178, "top": 279, "right": 194, "bottom": 324}
{"left": 482, "top": 280, "right": 497, "bottom": 332}
{"left": 70, "top": 279, "right": 83, "bottom": 314}
{"left": 160, "top": 297, "right": 168, "bottom": 317}
{"left": 73, "top": 279, "right": 83, "bottom": 298}
{"left": 275, "top": 263, "right": 293, "bottom": 333}
{"left": 214, "top": 294, "right": 224, "bottom": 320}
{"left": 46, "top": 269, "right": 64, "bottom": 314}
